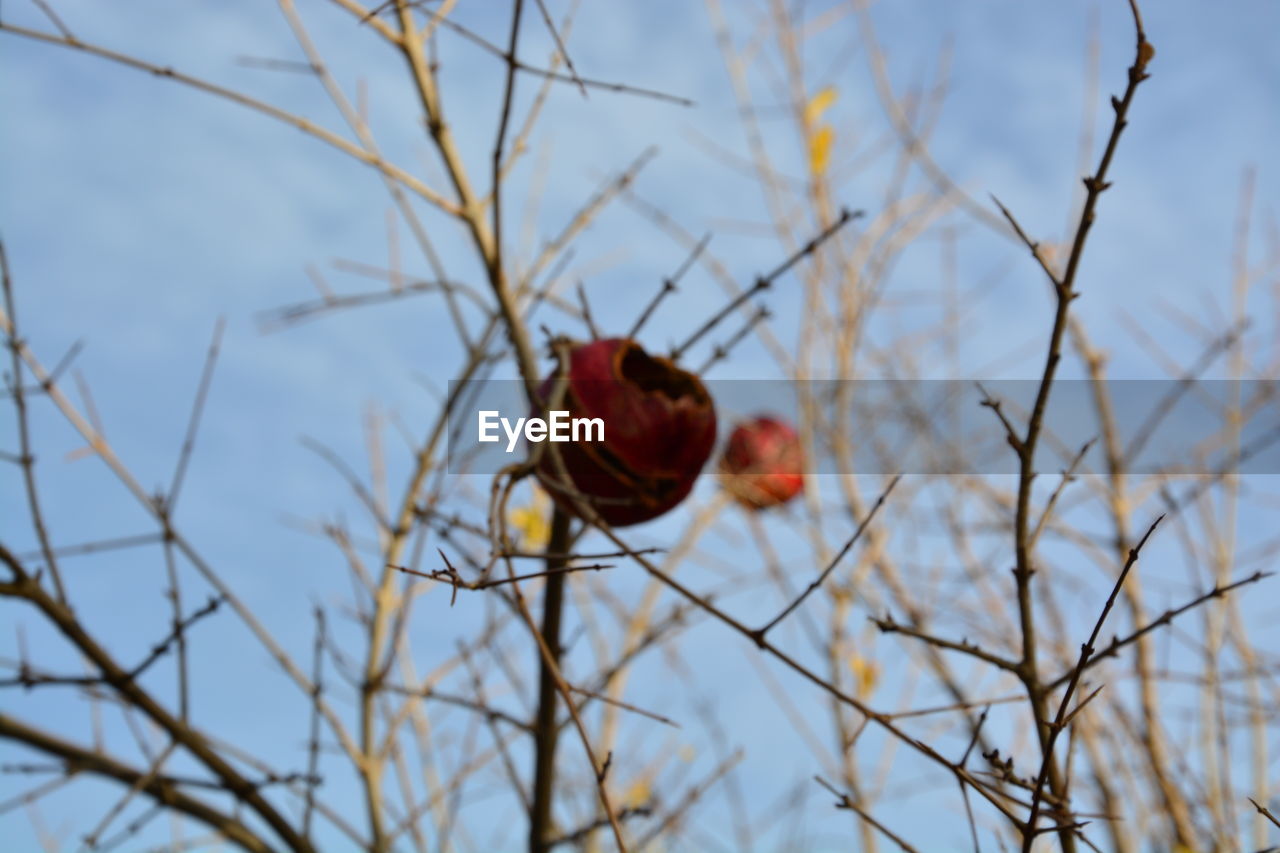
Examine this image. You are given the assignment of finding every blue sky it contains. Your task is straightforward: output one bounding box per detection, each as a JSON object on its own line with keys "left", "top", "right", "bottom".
{"left": 3, "top": 1, "right": 1279, "bottom": 850}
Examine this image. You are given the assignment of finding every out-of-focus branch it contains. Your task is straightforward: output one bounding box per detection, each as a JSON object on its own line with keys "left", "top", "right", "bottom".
{"left": 0, "top": 23, "right": 461, "bottom": 216}
{"left": 0, "top": 544, "right": 315, "bottom": 853}
{"left": 1249, "top": 797, "right": 1280, "bottom": 830}
{"left": 2, "top": 240, "right": 68, "bottom": 603}
{"left": 0, "top": 713, "right": 275, "bottom": 853}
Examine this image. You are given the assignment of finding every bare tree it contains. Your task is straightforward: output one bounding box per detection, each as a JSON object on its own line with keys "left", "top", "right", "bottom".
{"left": 3, "top": 1, "right": 1278, "bottom": 852}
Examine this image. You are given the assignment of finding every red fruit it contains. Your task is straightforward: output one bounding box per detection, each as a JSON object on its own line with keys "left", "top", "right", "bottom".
{"left": 535, "top": 338, "right": 717, "bottom": 526}
{"left": 718, "top": 416, "right": 804, "bottom": 509}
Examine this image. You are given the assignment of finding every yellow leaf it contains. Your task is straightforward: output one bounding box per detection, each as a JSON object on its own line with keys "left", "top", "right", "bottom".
{"left": 850, "top": 654, "right": 879, "bottom": 697}
{"left": 624, "top": 777, "right": 652, "bottom": 807}
{"left": 804, "top": 86, "right": 838, "bottom": 126}
{"left": 809, "top": 126, "right": 834, "bottom": 176}
{"left": 508, "top": 488, "right": 551, "bottom": 550}
{"left": 678, "top": 744, "right": 696, "bottom": 762}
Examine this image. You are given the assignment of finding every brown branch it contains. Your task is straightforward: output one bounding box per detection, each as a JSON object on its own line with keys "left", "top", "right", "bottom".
{"left": 569, "top": 511, "right": 1023, "bottom": 826}
{"left": 0, "top": 23, "right": 461, "bottom": 216}
{"left": 1248, "top": 797, "right": 1280, "bottom": 830}
{"left": 634, "top": 750, "right": 744, "bottom": 849}
{"left": 670, "top": 207, "right": 862, "bottom": 360}
{"left": 1029, "top": 438, "right": 1095, "bottom": 550}
{"left": 1000, "top": 6, "right": 1154, "bottom": 849}
{"left": 566, "top": 684, "right": 680, "bottom": 729}
{"left": 419, "top": 12, "right": 692, "bottom": 105}
{"left": 757, "top": 474, "right": 899, "bottom": 638}
{"left": 1045, "top": 570, "right": 1273, "bottom": 691}
{"left": 815, "top": 776, "right": 920, "bottom": 853}
{"left": 528, "top": 505, "right": 572, "bottom": 853}
{"left": 0, "top": 713, "right": 275, "bottom": 853}
{"left": 2, "top": 239, "right": 68, "bottom": 603}
{"left": 1023, "top": 515, "right": 1162, "bottom": 850}
{"left": 13, "top": 533, "right": 164, "bottom": 564}
{"left": 302, "top": 607, "right": 326, "bottom": 842}
{"left": 696, "top": 305, "right": 771, "bottom": 374}
{"left": 0, "top": 544, "right": 314, "bottom": 852}
{"left": 532, "top": 0, "right": 585, "bottom": 96}
{"left": 991, "top": 197, "right": 1063, "bottom": 290}
{"left": 259, "top": 279, "right": 482, "bottom": 330}
{"left": 575, "top": 281, "right": 600, "bottom": 339}
{"left": 548, "top": 805, "right": 652, "bottom": 849}
{"left": 0, "top": 322, "right": 365, "bottom": 768}
{"left": 390, "top": 550, "right": 612, "bottom": 605}
{"left": 165, "top": 317, "right": 226, "bottom": 511}
{"left": 627, "top": 232, "right": 711, "bottom": 340}
{"left": 871, "top": 617, "right": 1021, "bottom": 674}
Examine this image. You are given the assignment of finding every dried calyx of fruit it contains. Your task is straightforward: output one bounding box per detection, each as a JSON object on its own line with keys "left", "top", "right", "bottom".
{"left": 718, "top": 415, "right": 804, "bottom": 509}
{"left": 535, "top": 337, "right": 717, "bottom": 527}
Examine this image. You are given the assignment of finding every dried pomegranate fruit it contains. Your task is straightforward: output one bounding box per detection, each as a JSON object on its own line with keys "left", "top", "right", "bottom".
{"left": 718, "top": 415, "right": 804, "bottom": 509}
{"left": 535, "top": 338, "right": 717, "bottom": 526}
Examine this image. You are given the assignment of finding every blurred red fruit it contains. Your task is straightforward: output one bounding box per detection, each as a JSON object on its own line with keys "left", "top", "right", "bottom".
{"left": 718, "top": 416, "right": 804, "bottom": 509}
{"left": 535, "top": 337, "right": 717, "bottom": 527}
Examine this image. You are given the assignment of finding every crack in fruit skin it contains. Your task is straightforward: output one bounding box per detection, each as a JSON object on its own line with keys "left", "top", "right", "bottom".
{"left": 719, "top": 416, "right": 804, "bottom": 510}
{"left": 535, "top": 337, "right": 717, "bottom": 526}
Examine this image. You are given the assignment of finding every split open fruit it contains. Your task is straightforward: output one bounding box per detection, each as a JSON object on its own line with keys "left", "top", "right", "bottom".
{"left": 535, "top": 337, "right": 717, "bottom": 526}
{"left": 718, "top": 415, "right": 804, "bottom": 509}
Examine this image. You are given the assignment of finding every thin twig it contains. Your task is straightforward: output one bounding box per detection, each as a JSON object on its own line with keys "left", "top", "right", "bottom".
{"left": 2, "top": 240, "right": 68, "bottom": 603}
{"left": 1045, "top": 570, "right": 1273, "bottom": 691}
{"left": 0, "top": 23, "right": 461, "bottom": 217}
{"left": 871, "top": 618, "right": 1021, "bottom": 674}
{"left": 670, "top": 207, "right": 861, "bottom": 360}
{"left": 757, "top": 475, "right": 899, "bottom": 638}
{"left": 1248, "top": 797, "right": 1280, "bottom": 830}
{"left": 815, "top": 776, "right": 920, "bottom": 853}
{"left": 303, "top": 607, "right": 326, "bottom": 841}
{"left": 627, "top": 232, "right": 710, "bottom": 340}
{"left": 567, "top": 684, "right": 680, "bottom": 728}
{"left": 696, "top": 305, "right": 771, "bottom": 374}
{"left": 389, "top": 552, "right": 612, "bottom": 604}
{"left": 166, "top": 317, "right": 226, "bottom": 511}
{"left": 424, "top": 13, "right": 692, "bottom": 105}
{"left": 532, "top": 0, "right": 585, "bottom": 96}
{"left": 575, "top": 281, "right": 600, "bottom": 339}
{"left": 1023, "top": 515, "right": 1163, "bottom": 848}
